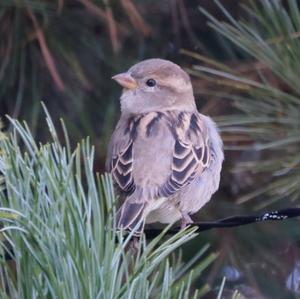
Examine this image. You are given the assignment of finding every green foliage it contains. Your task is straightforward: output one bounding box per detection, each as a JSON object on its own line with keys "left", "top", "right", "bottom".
{"left": 190, "top": 0, "right": 300, "bottom": 207}
{"left": 0, "top": 108, "right": 216, "bottom": 298}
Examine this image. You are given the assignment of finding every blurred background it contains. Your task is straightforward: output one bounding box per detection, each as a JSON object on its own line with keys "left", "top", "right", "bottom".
{"left": 1, "top": 0, "right": 300, "bottom": 297}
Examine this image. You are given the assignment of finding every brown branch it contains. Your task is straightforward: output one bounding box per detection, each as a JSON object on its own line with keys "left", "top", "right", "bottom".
{"left": 57, "top": 0, "right": 64, "bottom": 14}
{"left": 120, "top": 0, "right": 152, "bottom": 37}
{"left": 27, "top": 8, "right": 65, "bottom": 91}
{"left": 105, "top": 5, "right": 120, "bottom": 53}
{"left": 78, "top": 0, "right": 129, "bottom": 36}
{"left": 0, "top": 14, "right": 13, "bottom": 81}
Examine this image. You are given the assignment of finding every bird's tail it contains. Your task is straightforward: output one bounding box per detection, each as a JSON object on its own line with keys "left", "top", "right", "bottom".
{"left": 116, "top": 195, "right": 146, "bottom": 234}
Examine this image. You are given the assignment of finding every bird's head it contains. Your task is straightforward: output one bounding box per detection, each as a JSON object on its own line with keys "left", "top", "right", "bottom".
{"left": 112, "top": 59, "right": 196, "bottom": 114}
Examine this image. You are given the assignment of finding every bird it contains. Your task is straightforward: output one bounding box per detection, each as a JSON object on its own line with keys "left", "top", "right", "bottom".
{"left": 106, "top": 58, "right": 223, "bottom": 234}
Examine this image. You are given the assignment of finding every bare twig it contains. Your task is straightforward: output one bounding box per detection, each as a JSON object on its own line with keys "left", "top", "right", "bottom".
{"left": 120, "top": 0, "right": 152, "bottom": 36}
{"left": 57, "top": 0, "right": 64, "bottom": 14}
{"left": 143, "top": 207, "right": 300, "bottom": 238}
{"left": 27, "top": 8, "right": 65, "bottom": 91}
{"left": 78, "top": 0, "right": 129, "bottom": 35}
{"left": 0, "top": 13, "right": 13, "bottom": 81}
{"left": 105, "top": 5, "right": 120, "bottom": 53}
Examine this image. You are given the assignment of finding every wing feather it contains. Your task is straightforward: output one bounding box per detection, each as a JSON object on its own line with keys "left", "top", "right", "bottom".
{"left": 159, "top": 112, "right": 210, "bottom": 197}
{"left": 106, "top": 116, "right": 139, "bottom": 194}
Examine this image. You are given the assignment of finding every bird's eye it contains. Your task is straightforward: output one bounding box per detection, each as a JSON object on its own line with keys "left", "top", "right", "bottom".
{"left": 146, "top": 78, "right": 156, "bottom": 87}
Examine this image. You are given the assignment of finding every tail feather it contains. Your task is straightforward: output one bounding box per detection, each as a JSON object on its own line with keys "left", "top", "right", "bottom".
{"left": 117, "top": 200, "right": 145, "bottom": 233}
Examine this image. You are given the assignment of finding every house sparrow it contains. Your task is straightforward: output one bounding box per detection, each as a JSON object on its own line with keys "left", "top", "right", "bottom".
{"left": 106, "top": 58, "right": 223, "bottom": 233}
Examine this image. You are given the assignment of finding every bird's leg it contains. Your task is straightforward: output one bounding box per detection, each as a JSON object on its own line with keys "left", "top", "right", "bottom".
{"left": 180, "top": 211, "right": 193, "bottom": 229}
{"left": 128, "top": 220, "right": 145, "bottom": 251}
{"left": 129, "top": 236, "right": 140, "bottom": 252}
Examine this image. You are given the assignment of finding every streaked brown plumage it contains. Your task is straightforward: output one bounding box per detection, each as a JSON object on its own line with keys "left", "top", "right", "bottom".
{"left": 106, "top": 59, "right": 223, "bottom": 233}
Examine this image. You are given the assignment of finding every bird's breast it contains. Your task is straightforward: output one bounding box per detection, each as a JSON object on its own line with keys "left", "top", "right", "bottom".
{"left": 131, "top": 112, "right": 174, "bottom": 188}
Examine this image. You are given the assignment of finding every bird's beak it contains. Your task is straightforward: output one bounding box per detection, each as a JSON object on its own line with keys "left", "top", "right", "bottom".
{"left": 111, "top": 72, "right": 138, "bottom": 90}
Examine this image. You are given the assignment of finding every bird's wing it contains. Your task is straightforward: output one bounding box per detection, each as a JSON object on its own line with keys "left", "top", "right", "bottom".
{"left": 159, "top": 112, "right": 210, "bottom": 197}
{"left": 106, "top": 116, "right": 140, "bottom": 194}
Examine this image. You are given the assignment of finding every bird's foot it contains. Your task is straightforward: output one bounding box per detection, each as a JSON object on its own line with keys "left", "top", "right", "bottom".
{"left": 180, "top": 212, "right": 193, "bottom": 229}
